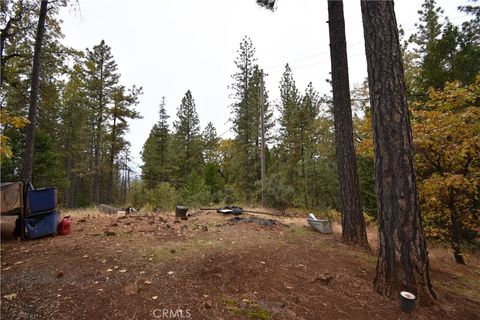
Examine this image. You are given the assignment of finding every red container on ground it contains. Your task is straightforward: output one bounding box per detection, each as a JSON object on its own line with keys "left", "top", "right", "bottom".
{"left": 57, "top": 216, "right": 72, "bottom": 235}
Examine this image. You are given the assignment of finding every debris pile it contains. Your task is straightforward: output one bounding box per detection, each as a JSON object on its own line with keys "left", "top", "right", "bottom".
{"left": 227, "top": 217, "right": 277, "bottom": 227}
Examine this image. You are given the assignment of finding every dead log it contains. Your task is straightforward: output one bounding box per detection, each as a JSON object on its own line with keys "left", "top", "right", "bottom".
{"left": 98, "top": 204, "right": 126, "bottom": 215}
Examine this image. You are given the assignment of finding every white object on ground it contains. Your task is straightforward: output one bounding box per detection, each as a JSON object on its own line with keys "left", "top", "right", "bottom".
{"left": 307, "top": 218, "right": 333, "bottom": 234}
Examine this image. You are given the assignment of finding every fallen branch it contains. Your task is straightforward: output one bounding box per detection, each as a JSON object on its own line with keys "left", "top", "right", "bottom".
{"left": 98, "top": 204, "right": 136, "bottom": 215}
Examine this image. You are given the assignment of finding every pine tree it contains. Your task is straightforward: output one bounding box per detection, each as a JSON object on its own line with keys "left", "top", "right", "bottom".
{"left": 1, "top": 3, "right": 139, "bottom": 207}
{"left": 157, "top": 97, "right": 171, "bottom": 166}
{"left": 58, "top": 64, "right": 90, "bottom": 207}
{"left": 277, "top": 66, "right": 321, "bottom": 209}
{"left": 451, "top": 1, "right": 480, "bottom": 85}
{"left": 328, "top": 0, "right": 369, "bottom": 248}
{"left": 83, "top": 40, "right": 120, "bottom": 203}
{"left": 1, "top": 0, "right": 36, "bottom": 89}
{"left": 106, "top": 85, "right": 142, "bottom": 203}
{"left": 361, "top": 0, "right": 436, "bottom": 303}
{"left": 402, "top": 0, "right": 480, "bottom": 99}
{"left": 1, "top": 0, "right": 69, "bottom": 189}
{"left": 230, "top": 36, "right": 257, "bottom": 201}
{"left": 278, "top": 64, "right": 302, "bottom": 189}
{"left": 0, "top": 4, "right": 32, "bottom": 179}
{"left": 172, "top": 90, "right": 203, "bottom": 185}
{"left": 409, "top": 0, "right": 444, "bottom": 56}
{"left": 298, "top": 82, "right": 320, "bottom": 208}
{"left": 409, "top": 0, "right": 449, "bottom": 94}
{"left": 309, "top": 117, "right": 339, "bottom": 210}
{"left": 23, "top": 0, "right": 49, "bottom": 182}
{"left": 247, "top": 66, "right": 273, "bottom": 183}
{"left": 141, "top": 97, "right": 173, "bottom": 189}
{"left": 202, "top": 122, "right": 219, "bottom": 164}
{"left": 230, "top": 38, "right": 272, "bottom": 202}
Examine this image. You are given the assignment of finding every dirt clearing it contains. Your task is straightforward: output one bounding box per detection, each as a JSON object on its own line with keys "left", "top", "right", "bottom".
{"left": 1, "top": 209, "right": 479, "bottom": 319}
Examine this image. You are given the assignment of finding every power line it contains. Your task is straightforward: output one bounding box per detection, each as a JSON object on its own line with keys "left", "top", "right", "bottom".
{"left": 218, "top": 127, "right": 233, "bottom": 138}
{"left": 177, "top": 15, "right": 472, "bottom": 133}
{"left": 264, "top": 42, "right": 363, "bottom": 71}
{"left": 265, "top": 52, "right": 365, "bottom": 75}
{"left": 262, "top": 13, "right": 470, "bottom": 73}
{"left": 133, "top": 13, "right": 472, "bottom": 169}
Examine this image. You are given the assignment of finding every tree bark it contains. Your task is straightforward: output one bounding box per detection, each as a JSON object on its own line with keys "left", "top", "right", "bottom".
{"left": 301, "top": 144, "right": 308, "bottom": 208}
{"left": 360, "top": 0, "right": 436, "bottom": 304}
{"left": 64, "top": 155, "right": 73, "bottom": 207}
{"left": 88, "top": 135, "right": 94, "bottom": 203}
{"left": 94, "top": 105, "right": 102, "bottom": 205}
{"left": 94, "top": 55, "right": 105, "bottom": 204}
{"left": 328, "top": 0, "right": 369, "bottom": 249}
{"left": 64, "top": 110, "right": 74, "bottom": 207}
{"left": 448, "top": 192, "right": 465, "bottom": 264}
{"left": 22, "top": 0, "right": 48, "bottom": 182}
{"left": 312, "top": 155, "right": 319, "bottom": 208}
{"left": 450, "top": 211, "right": 465, "bottom": 265}
{"left": 108, "top": 107, "right": 118, "bottom": 204}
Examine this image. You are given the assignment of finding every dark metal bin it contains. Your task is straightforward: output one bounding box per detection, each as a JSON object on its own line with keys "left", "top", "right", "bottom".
{"left": 175, "top": 206, "right": 188, "bottom": 220}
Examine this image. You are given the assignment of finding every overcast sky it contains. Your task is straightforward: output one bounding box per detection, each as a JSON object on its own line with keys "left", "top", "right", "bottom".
{"left": 58, "top": 0, "right": 470, "bottom": 175}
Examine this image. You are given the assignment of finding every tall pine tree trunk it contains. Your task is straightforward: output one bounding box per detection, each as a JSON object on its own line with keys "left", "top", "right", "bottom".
{"left": 71, "top": 161, "right": 78, "bottom": 207}
{"left": 360, "top": 0, "right": 436, "bottom": 304}
{"left": 95, "top": 65, "right": 105, "bottom": 204}
{"left": 69, "top": 160, "right": 76, "bottom": 208}
{"left": 64, "top": 118, "right": 74, "bottom": 207}
{"left": 22, "top": 0, "right": 48, "bottom": 182}
{"left": 64, "top": 156, "right": 73, "bottom": 207}
{"left": 301, "top": 145, "right": 308, "bottom": 208}
{"left": 312, "top": 156, "right": 319, "bottom": 208}
{"left": 88, "top": 136, "right": 94, "bottom": 203}
{"left": 108, "top": 113, "right": 117, "bottom": 204}
{"left": 328, "top": 0, "right": 369, "bottom": 249}
{"left": 94, "top": 125, "right": 101, "bottom": 204}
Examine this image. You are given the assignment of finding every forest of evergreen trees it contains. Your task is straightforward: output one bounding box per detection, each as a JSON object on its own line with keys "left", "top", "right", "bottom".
{"left": 1, "top": 0, "right": 479, "bottom": 261}
{"left": 2, "top": 2, "right": 142, "bottom": 207}
{"left": 136, "top": 37, "right": 340, "bottom": 213}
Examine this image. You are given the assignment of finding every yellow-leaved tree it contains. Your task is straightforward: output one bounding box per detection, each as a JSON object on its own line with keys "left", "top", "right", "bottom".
{"left": 357, "top": 76, "right": 480, "bottom": 264}
{"left": 0, "top": 109, "right": 29, "bottom": 163}
{"left": 412, "top": 76, "right": 480, "bottom": 264}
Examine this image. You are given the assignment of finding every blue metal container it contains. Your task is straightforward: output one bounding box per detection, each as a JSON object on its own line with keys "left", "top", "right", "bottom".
{"left": 27, "top": 187, "right": 57, "bottom": 214}
{"left": 24, "top": 211, "right": 59, "bottom": 239}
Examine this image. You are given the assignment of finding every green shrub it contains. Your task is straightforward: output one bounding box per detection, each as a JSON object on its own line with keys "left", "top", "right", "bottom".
{"left": 220, "top": 184, "right": 239, "bottom": 204}
{"left": 203, "top": 162, "right": 225, "bottom": 194}
{"left": 127, "top": 179, "right": 147, "bottom": 208}
{"left": 144, "top": 182, "right": 177, "bottom": 211}
{"left": 179, "top": 172, "right": 211, "bottom": 207}
{"left": 317, "top": 209, "right": 341, "bottom": 221}
{"left": 261, "top": 175, "right": 294, "bottom": 214}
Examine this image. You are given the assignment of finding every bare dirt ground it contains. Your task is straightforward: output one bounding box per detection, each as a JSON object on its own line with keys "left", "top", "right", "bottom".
{"left": 1, "top": 209, "right": 479, "bottom": 320}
